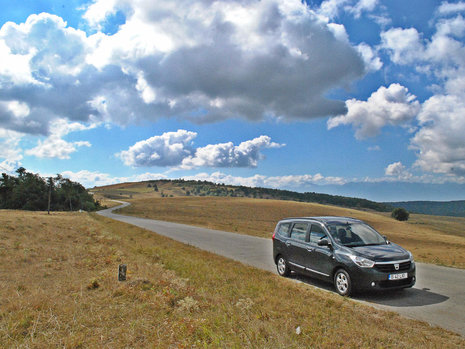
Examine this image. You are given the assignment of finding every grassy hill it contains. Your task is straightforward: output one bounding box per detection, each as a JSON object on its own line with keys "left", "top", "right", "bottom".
{"left": 1, "top": 209, "right": 463, "bottom": 347}
{"left": 115, "top": 196, "right": 465, "bottom": 269}
{"left": 92, "top": 179, "right": 392, "bottom": 212}
{"left": 388, "top": 200, "right": 465, "bottom": 217}
{"left": 93, "top": 179, "right": 465, "bottom": 217}
{"left": 92, "top": 179, "right": 465, "bottom": 268}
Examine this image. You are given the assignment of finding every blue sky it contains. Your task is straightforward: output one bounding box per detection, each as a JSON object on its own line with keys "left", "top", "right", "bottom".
{"left": 1, "top": 0, "right": 465, "bottom": 202}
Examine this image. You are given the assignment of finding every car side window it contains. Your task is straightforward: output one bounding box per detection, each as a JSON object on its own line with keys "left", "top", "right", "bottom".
{"left": 309, "top": 224, "right": 326, "bottom": 244}
{"left": 290, "top": 222, "right": 308, "bottom": 242}
{"left": 277, "top": 223, "right": 291, "bottom": 237}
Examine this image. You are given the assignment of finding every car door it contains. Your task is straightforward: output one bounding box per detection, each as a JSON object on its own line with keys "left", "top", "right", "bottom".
{"left": 287, "top": 222, "right": 310, "bottom": 272}
{"left": 305, "top": 223, "right": 334, "bottom": 279}
{"left": 273, "top": 221, "right": 292, "bottom": 260}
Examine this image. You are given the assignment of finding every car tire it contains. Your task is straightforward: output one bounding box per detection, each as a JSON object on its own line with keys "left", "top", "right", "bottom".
{"left": 334, "top": 269, "right": 352, "bottom": 296}
{"left": 276, "top": 256, "right": 290, "bottom": 277}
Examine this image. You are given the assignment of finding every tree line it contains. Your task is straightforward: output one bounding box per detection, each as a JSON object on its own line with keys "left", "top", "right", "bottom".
{"left": 165, "top": 179, "right": 392, "bottom": 212}
{"left": 0, "top": 168, "right": 101, "bottom": 211}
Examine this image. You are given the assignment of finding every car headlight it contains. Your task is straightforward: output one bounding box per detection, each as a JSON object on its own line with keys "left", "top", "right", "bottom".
{"left": 408, "top": 251, "right": 414, "bottom": 263}
{"left": 349, "top": 255, "right": 375, "bottom": 268}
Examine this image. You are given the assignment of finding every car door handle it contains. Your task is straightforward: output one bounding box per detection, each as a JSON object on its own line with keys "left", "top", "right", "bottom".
{"left": 307, "top": 247, "right": 314, "bottom": 252}
{"left": 285, "top": 241, "right": 291, "bottom": 247}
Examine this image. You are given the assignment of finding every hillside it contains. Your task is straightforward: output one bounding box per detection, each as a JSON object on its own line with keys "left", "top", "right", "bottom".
{"left": 115, "top": 196, "right": 465, "bottom": 269}
{"left": 92, "top": 179, "right": 392, "bottom": 212}
{"left": 388, "top": 200, "right": 465, "bottom": 217}
{"left": 3, "top": 210, "right": 463, "bottom": 347}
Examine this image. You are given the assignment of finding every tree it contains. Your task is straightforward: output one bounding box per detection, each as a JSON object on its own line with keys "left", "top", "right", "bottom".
{"left": 0, "top": 173, "right": 17, "bottom": 208}
{"left": 392, "top": 207, "right": 409, "bottom": 221}
{"left": 0, "top": 168, "right": 100, "bottom": 212}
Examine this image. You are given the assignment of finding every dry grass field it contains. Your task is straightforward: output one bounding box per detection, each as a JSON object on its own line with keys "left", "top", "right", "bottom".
{"left": 117, "top": 196, "right": 465, "bottom": 269}
{"left": 1, "top": 209, "right": 464, "bottom": 347}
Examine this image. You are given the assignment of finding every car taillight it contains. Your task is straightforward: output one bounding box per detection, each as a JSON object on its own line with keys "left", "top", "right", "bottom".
{"left": 272, "top": 232, "right": 275, "bottom": 240}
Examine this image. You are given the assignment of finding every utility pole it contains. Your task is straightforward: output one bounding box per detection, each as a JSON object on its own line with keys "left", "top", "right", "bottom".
{"left": 47, "top": 177, "right": 52, "bottom": 214}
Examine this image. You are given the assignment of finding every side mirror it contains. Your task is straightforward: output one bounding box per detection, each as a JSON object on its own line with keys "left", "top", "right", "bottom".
{"left": 383, "top": 235, "right": 390, "bottom": 244}
{"left": 318, "top": 238, "right": 331, "bottom": 247}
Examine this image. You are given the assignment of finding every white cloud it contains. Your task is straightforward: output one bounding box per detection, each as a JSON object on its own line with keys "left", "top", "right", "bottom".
{"left": 0, "top": 128, "right": 24, "bottom": 172}
{"left": 25, "top": 119, "right": 95, "bottom": 159}
{"left": 327, "top": 84, "right": 420, "bottom": 139}
{"left": 26, "top": 138, "right": 91, "bottom": 160}
{"left": 380, "top": 27, "right": 425, "bottom": 64}
{"left": 6, "top": 101, "right": 30, "bottom": 118}
{"left": 0, "top": 159, "right": 21, "bottom": 173}
{"left": 0, "top": 1, "right": 368, "bottom": 137}
{"left": 0, "top": 13, "right": 109, "bottom": 135}
{"left": 317, "top": 0, "right": 350, "bottom": 19}
{"left": 118, "top": 130, "right": 284, "bottom": 169}
{"left": 380, "top": 17, "right": 465, "bottom": 75}
{"left": 83, "top": 0, "right": 121, "bottom": 29}
{"left": 379, "top": 14, "right": 465, "bottom": 178}
{"left": 317, "top": 0, "right": 378, "bottom": 20}
{"left": 356, "top": 43, "right": 382, "bottom": 71}
{"left": 61, "top": 170, "right": 168, "bottom": 188}
{"left": 411, "top": 95, "right": 465, "bottom": 175}
{"left": 117, "top": 130, "right": 197, "bottom": 167}
{"left": 437, "top": 2, "right": 465, "bottom": 16}
{"left": 181, "top": 136, "right": 284, "bottom": 169}
{"left": 385, "top": 161, "right": 412, "bottom": 180}
{"left": 0, "top": 38, "right": 36, "bottom": 85}
{"left": 181, "top": 172, "right": 347, "bottom": 188}
{"left": 348, "top": 0, "right": 379, "bottom": 19}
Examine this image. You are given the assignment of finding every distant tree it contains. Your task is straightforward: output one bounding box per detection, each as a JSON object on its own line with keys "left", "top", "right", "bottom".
{"left": 153, "top": 184, "right": 158, "bottom": 192}
{"left": 147, "top": 183, "right": 152, "bottom": 188}
{"left": 0, "top": 169, "right": 100, "bottom": 211}
{"left": 391, "top": 207, "right": 409, "bottom": 221}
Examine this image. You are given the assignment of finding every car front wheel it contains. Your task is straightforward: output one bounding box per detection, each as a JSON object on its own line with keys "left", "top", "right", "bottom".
{"left": 334, "top": 269, "right": 352, "bottom": 296}
{"left": 276, "top": 256, "right": 290, "bottom": 277}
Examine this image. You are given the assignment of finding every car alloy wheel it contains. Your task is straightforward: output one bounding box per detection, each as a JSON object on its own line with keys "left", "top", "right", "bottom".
{"left": 277, "top": 256, "right": 290, "bottom": 277}
{"left": 334, "top": 269, "right": 352, "bottom": 296}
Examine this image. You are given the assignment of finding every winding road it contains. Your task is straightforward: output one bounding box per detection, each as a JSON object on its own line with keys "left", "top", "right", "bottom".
{"left": 98, "top": 202, "right": 465, "bottom": 337}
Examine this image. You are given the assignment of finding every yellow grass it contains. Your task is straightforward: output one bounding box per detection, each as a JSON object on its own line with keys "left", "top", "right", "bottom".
{"left": 117, "top": 196, "right": 465, "bottom": 269}
{"left": 91, "top": 181, "right": 184, "bottom": 200}
{"left": 1, "top": 209, "right": 464, "bottom": 347}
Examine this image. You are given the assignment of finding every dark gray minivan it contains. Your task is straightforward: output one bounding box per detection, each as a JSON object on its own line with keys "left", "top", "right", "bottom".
{"left": 272, "top": 216, "right": 416, "bottom": 296}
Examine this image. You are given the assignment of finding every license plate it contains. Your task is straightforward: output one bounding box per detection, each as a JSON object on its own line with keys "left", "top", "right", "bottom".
{"left": 389, "top": 273, "right": 408, "bottom": 280}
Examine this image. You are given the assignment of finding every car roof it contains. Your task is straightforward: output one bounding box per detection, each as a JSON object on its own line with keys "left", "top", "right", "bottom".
{"left": 279, "top": 216, "right": 363, "bottom": 225}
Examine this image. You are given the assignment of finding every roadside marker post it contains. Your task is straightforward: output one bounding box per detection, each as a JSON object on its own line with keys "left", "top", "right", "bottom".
{"left": 118, "top": 264, "right": 127, "bottom": 281}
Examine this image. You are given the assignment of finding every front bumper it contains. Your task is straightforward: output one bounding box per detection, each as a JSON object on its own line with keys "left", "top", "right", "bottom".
{"left": 348, "top": 261, "right": 416, "bottom": 291}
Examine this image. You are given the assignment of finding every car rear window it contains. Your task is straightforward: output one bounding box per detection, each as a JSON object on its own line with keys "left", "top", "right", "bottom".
{"left": 277, "top": 222, "right": 291, "bottom": 237}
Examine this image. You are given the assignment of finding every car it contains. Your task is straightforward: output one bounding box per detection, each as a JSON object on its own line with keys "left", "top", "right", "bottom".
{"left": 272, "top": 216, "right": 416, "bottom": 296}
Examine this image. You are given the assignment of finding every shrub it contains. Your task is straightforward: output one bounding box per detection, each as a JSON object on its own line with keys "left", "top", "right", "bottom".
{"left": 391, "top": 207, "right": 409, "bottom": 221}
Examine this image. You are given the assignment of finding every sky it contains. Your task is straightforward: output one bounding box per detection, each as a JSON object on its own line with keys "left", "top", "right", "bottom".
{"left": 1, "top": 0, "right": 465, "bottom": 202}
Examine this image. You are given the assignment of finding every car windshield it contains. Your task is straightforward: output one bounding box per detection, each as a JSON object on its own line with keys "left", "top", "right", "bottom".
{"left": 326, "top": 222, "right": 386, "bottom": 247}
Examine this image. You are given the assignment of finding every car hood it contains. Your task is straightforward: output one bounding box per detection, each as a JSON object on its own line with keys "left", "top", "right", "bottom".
{"left": 350, "top": 243, "right": 410, "bottom": 262}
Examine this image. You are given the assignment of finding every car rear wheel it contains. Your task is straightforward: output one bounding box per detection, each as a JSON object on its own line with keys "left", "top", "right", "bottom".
{"left": 334, "top": 269, "right": 352, "bottom": 296}
{"left": 276, "top": 256, "right": 290, "bottom": 277}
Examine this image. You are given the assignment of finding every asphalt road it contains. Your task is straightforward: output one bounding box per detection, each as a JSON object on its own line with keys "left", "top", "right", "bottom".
{"left": 98, "top": 202, "right": 465, "bottom": 337}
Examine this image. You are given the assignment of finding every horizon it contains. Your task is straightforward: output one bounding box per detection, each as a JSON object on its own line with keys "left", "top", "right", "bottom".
{"left": 87, "top": 177, "right": 465, "bottom": 204}
{"left": 1, "top": 0, "right": 465, "bottom": 202}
